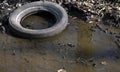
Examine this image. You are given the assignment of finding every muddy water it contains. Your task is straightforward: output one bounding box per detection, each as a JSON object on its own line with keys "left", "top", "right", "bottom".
{"left": 21, "top": 11, "right": 56, "bottom": 29}
{"left": 0, "top": 15, "right": 120, "bottom": 72}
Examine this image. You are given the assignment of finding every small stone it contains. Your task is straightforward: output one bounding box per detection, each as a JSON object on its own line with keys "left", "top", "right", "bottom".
{"left": 100, "top": 61, "right": 107, "bottom": 65}
{"left": 67, "top": 43, "right": 75, "bottom": 47}
{"left": 72, "top": 17, "right": 77, "bottom": 20}
{"left": 116, "top": 6, "right": 120, "bottom": 10}
{"left": 57, "top": 69, "right": 67, "bottom": 72}
{"left": 7, "top": 8, "right": 12, "bottom": 11}
{"left": 88, "top": 58, "right": 94, "bottom": 62}
{"left": 16, "top": 3, "right": 22, "bottom": 7}
{"left": 2, "top": 6, "right": 5, "bottom": 9}
{"left": 89, "top": 21, "right": 94, "bottom": 24}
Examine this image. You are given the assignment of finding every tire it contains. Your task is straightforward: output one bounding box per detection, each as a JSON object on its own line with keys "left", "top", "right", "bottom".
{"left": 9, "top": 1, "right": 68, "bottom": 38}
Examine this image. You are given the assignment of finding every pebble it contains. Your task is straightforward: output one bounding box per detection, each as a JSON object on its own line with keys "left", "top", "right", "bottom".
{"left": 16, "top": 3, "right": 22, "bottom": 7}
{"left": 57, "top": 69, "right": 67, "bottom": 72}
{"left": 7, "top": 8, "right": 12, "bottom": 11}
{"left": 67, "top": 43, "right": 75, "bottom": 47}
{"left": 88, "top": 58, "right": 94, "bottom": 62}
{"left": 2, "top": 6, "right": 5, "bottom": 9}
{"left": 89, "top": 21, "right": 94, "bottom": 24}
{"left": 116, "top": 6, "right": 120, "bottom": 11}
{"left": 0, "top": 22, "right": 2, "bottom": 26}
{"left": 72, "top": 17, "right": 77, "bottom": 20}
{"left": 100, "top": 61, "right": 108, "bottom": 65}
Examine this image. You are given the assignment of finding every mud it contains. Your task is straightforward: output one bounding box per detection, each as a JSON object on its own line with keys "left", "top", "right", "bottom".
{"left": 0, "top": 14, "right": 120, "bottom": 72}
{"left": 0, "top": 0, "right": 120, "bottom": 72}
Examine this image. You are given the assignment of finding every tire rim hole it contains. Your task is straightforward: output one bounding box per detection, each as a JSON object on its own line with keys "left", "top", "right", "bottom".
{"left": 20, "top": 11, "right": 57, "bottom": 30}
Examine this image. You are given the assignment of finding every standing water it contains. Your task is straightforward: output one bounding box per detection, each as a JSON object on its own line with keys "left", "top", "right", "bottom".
{"left": 0, "top": 12, "right": 120, "bottom": 72}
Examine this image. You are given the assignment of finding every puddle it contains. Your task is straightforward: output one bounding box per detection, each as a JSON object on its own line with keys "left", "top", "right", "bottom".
{"left": 0, "top": 15, "right": 120, "bottom": 72}
{"left": 21, "top": 11, "right": 56, "bottom": 29}
{"left": 76, "top": 19, "right": 93, "bottom": 58}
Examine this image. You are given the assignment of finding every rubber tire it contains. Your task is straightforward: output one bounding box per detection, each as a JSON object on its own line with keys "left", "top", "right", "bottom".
{"left": 9, "top": 1, "right": 68, "bottom": 38}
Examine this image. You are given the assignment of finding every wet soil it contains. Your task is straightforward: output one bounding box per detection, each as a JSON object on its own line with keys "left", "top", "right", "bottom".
{"left": 0, "top": 14, "right": 120, "bottom": 72}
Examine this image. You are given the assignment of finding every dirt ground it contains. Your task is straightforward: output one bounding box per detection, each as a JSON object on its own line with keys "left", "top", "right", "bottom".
{"left": 0, "top": 12, "right": 120, "bottom": 72}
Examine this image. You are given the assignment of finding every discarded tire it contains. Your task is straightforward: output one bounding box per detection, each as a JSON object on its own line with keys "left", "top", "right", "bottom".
{"left": 9, "top": 1, "right": 68, "bottom": 38}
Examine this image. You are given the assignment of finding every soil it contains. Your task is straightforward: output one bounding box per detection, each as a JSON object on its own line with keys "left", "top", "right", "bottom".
{"left": 0, "top": 0, "right": 120, "bottom": 72}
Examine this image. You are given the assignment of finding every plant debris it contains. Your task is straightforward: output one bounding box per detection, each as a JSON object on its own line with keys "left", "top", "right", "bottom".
{"left": 0, "top": 0, "right": 119, "bottom": 32}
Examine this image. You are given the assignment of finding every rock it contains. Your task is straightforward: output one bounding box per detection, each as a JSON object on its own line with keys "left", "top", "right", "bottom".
{"left": 76, "top": 57, "right": 87, "bottom": 64}
{"left": 16, "top": 3, "right": 22, "bottom": 7}
{"left": 0, "top": 26, "right": 6, "bottom": 33}
{"left": 7, "top": 8, "right": 12, "bottom": 11}
{"left": 67, "top": 43, "right": 75, "bottom": 47}
{"left": 0, "top": 22, "right": 2, "bottom": 26}
{"left": 89, "top": 21, "right": 94, "bottom": 24}
{"left": 57, "top": 69, "right": 67, "bottom": 72}
{"left": 116, "top": 6, "right": 120, "bottom": 11}
{"left": 72, "top": 17, "right": 77, "bottom": 20}
{"left": 100, "top": 61, "right": 108, "bottom": 65}
{"left": 88, "top": 58, "right": 94, "bottom": 62}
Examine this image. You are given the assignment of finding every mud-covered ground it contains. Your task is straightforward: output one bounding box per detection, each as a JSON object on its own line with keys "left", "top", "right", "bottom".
{"left": 0, "top": 0, "right": 120, "bottom": 72}
{"left": 0, "top": 14, "right": 120, "bottom": 72}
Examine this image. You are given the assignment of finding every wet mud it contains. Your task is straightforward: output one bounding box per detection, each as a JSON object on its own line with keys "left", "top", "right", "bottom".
{"left": 0, "top": 1, "right": 120, "bottom": 71}
{"left": 0, "top": 13, "right": 120, "bottom": 72}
